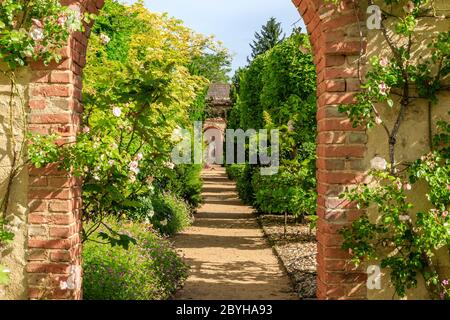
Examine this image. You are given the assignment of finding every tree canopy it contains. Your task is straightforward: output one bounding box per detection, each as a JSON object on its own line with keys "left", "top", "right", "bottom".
{"left": 249, "top": 17, "right": 285, "bottom": 61}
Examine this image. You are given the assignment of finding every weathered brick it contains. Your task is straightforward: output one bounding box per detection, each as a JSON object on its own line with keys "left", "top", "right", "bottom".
{"left": 49, "top": 226, "right": 73, "bottom": 239}
{"left": 50, "top": 251, "right": 72, "bottom": 262}
{"left": 27, "top": 249, "right": 49, "bottom": 261}
{"left": 26, "top": 262, "right": 70, "bottom": 274}
{"left": 28, "top": 239, "right": 71, "bottom": 250}
{"left": 50, "top": 71, "right": 72, "bottom": 84}
{"left": 32, "top": 84, "right": 72, "bottom": 97}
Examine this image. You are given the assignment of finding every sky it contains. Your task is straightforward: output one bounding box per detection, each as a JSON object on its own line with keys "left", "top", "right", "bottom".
{"left": 122, "top": 0, "right": 306, "bottom": 76}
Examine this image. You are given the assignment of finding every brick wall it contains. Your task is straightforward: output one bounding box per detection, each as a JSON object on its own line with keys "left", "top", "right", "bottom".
{"left": 26, "top": 0, "right": 104, "bottom": 300}
{"left": 22, "top": 0, "right": 368, "bottom": 300}
{"left": 293, "top": 0, "right": 368, "bottom": 299}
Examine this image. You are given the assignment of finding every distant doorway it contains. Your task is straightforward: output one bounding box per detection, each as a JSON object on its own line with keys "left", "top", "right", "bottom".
{"left": 204, "top": 126, "right": 224, "bottom": 166}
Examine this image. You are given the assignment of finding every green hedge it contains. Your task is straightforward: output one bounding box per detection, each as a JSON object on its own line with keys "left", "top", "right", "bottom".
{"left": 83, "top": 220, "right": 189, "bottom": 300}
{"left": 225, "top": 164, "right": 246, "bottom": 181}
{"left": 236, "top": 165, "right": 256, "bottom": 205}
{"left": 252, "top": 164, "right": 316, "bottom": 216}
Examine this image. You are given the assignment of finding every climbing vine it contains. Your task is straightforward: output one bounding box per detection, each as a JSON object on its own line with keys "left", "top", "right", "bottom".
{"left": 338, "top": 0, "right": 450, "bottom": 299}
{"left": 0, "top": 0, "right": 90, "bottom": 286}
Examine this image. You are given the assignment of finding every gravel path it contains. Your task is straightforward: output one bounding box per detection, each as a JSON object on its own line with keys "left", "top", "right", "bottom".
{"left": 173, "top": 167, "right": 297, "bottom": 300}
{"left": 257, "top": 215, "right": 317, "bottom": 299}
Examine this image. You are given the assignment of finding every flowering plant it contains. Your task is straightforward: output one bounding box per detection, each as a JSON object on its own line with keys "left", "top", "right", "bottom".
{"left": 0, "top": 0, "right": 93, "bottom": 69}
{"left": 27, "top": 1, "right": 223, "bottom": 245}
{"left": 338, "top": 0, "right": 450, "bottom": 299}
{"left": 0, "top": 0, "right": 91, "bottom": 288}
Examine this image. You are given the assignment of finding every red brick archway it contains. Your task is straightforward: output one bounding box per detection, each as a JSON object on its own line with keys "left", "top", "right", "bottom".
{"left": 26, "top": 0, "right": 367, "bottom": 299}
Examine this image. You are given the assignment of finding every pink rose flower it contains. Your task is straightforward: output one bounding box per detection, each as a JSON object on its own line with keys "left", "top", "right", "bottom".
{"left": 82, "top": 126, "right": 90, "bottom": 133}
{"left": 443, "top": 279, "right": 449, "bottom": 286}
{"left": 403, "top": 183, "right": 412, "bottom": 191}
{"left": 57, "top": 15, "right": 67, "bottom": 27}
{"left": 403, "top": 1, "right": 415, "bottom": 13}
{"left": 442, "top": 211, "right": 449, "bottom": 218}
{"left": 32, "top": 19, "right": 44, "bottom": 28}
{"left": 129, "top": 161, "right": 139, "bottom": 175}
{"left": 34, "top": 44, "right": 45, "bottom": 53}
{"left": 379, "top": 82, "right": 389, "bottom": 96}
{"left": 380, "top": 57, "right": 389, "bottom": 67}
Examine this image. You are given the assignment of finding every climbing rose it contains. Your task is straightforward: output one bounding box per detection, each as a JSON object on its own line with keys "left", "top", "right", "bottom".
{"left": 399, "top": 215, "right": 411, "bottom": 222}
{"left": 380, "top": 57, "right": 389, "bottom": 67}
{"left": 379, "top": 82, "right": 389, "bottom": 95}
{"left": 443, "top": 211, "right": 449, "bottom": 218}
{"left": 112, "top": 107, "right": 122, "bottom": 117}
{"left": 129, "top": 161, "right": 139, "bottom": 174}
{"left": 99, "top": 33, "right": 111, "bottom": 45}
{"left": 29, "top": 26, "right": 44, "bottom": 41}
{"left": 136, "top": 153, "right": 144, "bottom": 161}
{"left": 34, "top": 44, "right": 45, "bottom": 53}
{"left": 82, "top": 126, "right": 90, "bottom": 133}
{"left": 447, "top": 185, "right": 450, "bottom": 191}
{"left": 403, "top": 1, "right": 415, "bottom": 13}
{"left": 443, "top": 279, "right": 449, "bottom": 286}
{"left": 403, "top": 183, "right": 412, "bottom": 191}
{"left": 375, "top": 117, "right": 383, "bottom": 125}
{"left": 31, "top": 19, "right": 43, "bottom": 28}
{"left": 370, "top": 156, "right": 387, "bottom": 170}
{"left": 57, "top": 15, "right": 67, "bottom": 27}
{"left": 66, "top": 8, "right": 82, "bottom": 32}
{"left": 164, "top": 161, "right": 175, "bottom": 170}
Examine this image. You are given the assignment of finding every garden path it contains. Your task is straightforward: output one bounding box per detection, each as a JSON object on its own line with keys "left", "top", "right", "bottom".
{"left": 173, "top": 166, "right": 297, "bottom": 300}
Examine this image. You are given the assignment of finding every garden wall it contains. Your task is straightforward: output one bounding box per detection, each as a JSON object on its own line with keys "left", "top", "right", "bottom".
{"left": 364, "top": 0, "right": 450, "bottom": 299}
{"left": 0, "top": 0, "right": 447, "bottom": 300}
{"left": 0, "top": 65, "right": 30, "bottom": 300}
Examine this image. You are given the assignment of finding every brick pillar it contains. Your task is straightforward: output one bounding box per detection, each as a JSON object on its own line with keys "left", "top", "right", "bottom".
{"left": 293, "top": 0, "right": 368, "bottom": 299}
{"left": 26, "top": 0, "right": 104, "bottom": 300}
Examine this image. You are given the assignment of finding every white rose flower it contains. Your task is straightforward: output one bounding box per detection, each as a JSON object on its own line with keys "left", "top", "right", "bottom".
{"left": 99, "top": 33, "right": 111, "bottom": 45}
{"left": 399, "top": 215, "right": 411, "bottom": 222}
{"left": 29, "top": 26, "right": 44, "bottom": 41}
{"left": 112, "top": 107, "right": 122, "bottom": 117}
{"left": 370, "top": 156, "right": 387, "bottom": 171}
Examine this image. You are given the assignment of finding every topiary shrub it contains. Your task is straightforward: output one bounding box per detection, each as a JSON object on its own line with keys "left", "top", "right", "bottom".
{"left": 83, "top": 220, "right": 189, "bottom": 300}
